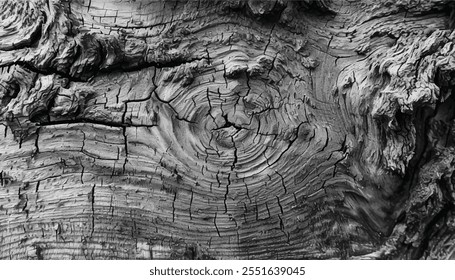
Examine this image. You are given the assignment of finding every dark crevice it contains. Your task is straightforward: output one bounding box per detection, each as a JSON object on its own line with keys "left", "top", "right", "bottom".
{"left": 36, "top": 118, "right": 156, "bottom": 128}
{"left": 394, "top": 83, "right": 455, "bottom": 259}
{"left": 33, "top": 127, "right": 40, "bottom": 156}
{"left": 214, "top": 211, "right": 221, "bottom": 237}
{"left": 172, "top": 192, "right": 177, "bottom": 223}
{"left": 89, "top": 184, "right": 95, "bottom": 238}
{"left": 413, "top": 203, "right": 453, "bottom": 259}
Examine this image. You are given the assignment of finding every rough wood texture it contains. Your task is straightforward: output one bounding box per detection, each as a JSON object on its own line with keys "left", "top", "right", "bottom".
{"left": 1, "top": 0, "right": 455, "bottom": 259}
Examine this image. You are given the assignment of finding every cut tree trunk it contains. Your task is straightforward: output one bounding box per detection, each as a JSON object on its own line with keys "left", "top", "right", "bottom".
{"left": 1, "top": 0, "right": 455, "bottom": 259}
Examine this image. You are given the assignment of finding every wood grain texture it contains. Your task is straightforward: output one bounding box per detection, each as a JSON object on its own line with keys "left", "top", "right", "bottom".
{"left": 1, "top": 0, "right": 455, "bottom": 259}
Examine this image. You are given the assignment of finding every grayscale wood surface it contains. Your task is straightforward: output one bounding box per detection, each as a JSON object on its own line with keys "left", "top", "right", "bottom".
{"left": 1, "top": 0, "right": 455, "bottom": 259}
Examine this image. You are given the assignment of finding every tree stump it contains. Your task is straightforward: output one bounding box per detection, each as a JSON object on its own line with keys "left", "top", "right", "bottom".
{"left": 1, "top": 0, "right": 455, "bottom": 259}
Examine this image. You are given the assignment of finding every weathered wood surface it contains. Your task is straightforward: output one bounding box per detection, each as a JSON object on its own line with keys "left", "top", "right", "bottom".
{"left": 0, "top": 0, "right": 455, "bottom": 259}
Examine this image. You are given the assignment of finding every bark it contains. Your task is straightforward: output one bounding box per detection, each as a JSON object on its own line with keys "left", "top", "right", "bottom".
{"left": 1, "top": 0, "right": 455, "bottom": 259}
